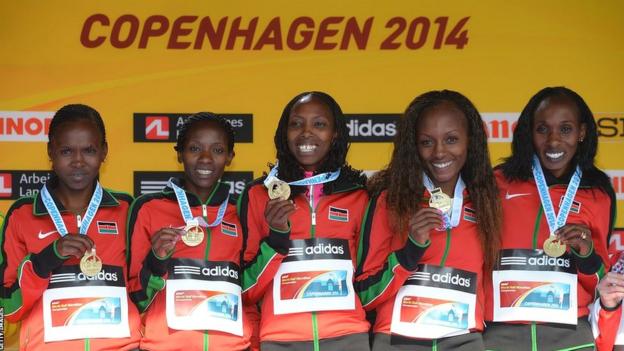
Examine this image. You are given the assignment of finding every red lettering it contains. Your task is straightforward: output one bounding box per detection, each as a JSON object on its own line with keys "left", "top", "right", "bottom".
{"left": 7, "top": 118, "right": 23, "bottom": 135}
{"left": 168, "top": 16, "right": 197, "bottom": 49}
{"left": 253, "top": 17, "right": 283, "bottom": 50}
{"left": 226, "top": 17, "right": 258, "bottom": 50}
{"left": 194, "top": 17, "right": 227, "bottom": 49}
{"left": 139, "top": 15, "right": 169, "bottom": 49}
{"left": 25, "top": 118, "right": 43, "bottom": 135}
{"left": 340, "top": 17, "right": 373, "bottom": 50}
{"left": 287, "top": 17, "right": 314, "bottom": 50}
{"left": 81, "top": 14, "right": 109, "bottom": 48}
{"left": 45, "top": 118, "right": 51, "bottom": 135}
{"left": 314, "top": 17, "right": 343, "bottom": 50}
{"left": 613, "top": 176, "right": 623, "bottom": 194}
{"left": 111, "top": 15, "right": 139, "bottom": 48}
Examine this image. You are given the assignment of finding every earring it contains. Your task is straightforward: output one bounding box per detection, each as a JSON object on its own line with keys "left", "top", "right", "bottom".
{"left": 578, "top": 138, "right": 584, "bottom": 142}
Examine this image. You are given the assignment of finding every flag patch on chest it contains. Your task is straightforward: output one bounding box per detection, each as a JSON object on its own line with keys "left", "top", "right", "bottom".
{"left": 221, "top": 221, "right": 238, "bottom": 237}
{"left": 328, "top": 206, "right": 349, "bottom": 222}
{"left": 463, "top": 207, "right": 477, "bottom": 223}
{"left": 97, "top": 221, "right": 118, "bottom": 234}
{"left": 559, "top": 197, "right": 581, "bottom": 214}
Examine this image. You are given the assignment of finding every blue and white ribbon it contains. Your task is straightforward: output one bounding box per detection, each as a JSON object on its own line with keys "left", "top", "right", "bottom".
{"left": 532, "top": 155, "right": 582, "bottom": 237}
{"left": 168, "top": 179, "right": 228, "bottom": 227}
{"left": 40, "top": 182, "right": 103, "bottom": 236}
{"left": 423, "top": 173, "right": 465, "bottom": 229}
{"left": 263, "top": 163, "right": 340, "bottom": 188}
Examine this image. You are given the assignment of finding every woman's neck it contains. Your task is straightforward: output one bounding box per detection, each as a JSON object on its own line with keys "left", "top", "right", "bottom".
{"left": 52, "top": 182, "right": 95, "bottom": 214}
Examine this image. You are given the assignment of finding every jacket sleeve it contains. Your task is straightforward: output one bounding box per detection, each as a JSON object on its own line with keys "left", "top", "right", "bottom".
{"left": 127, "top": 199, "right": 167, "bottom": 313}
{"left": 238, "top": 183, "right": 288, "bottom": 304}
{"left": 354, "top": 193, "right": 428, "bottom": 311}
{"left": 1, "top": 202, "right": 67, "bottom": 322}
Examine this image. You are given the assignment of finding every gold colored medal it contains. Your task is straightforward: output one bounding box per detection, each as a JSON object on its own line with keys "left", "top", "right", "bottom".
{"left": 80, "top": 247, "right": 103, "bottom": 277}
{"left": 543, "top": 236, "right": 566, "bottom": 257}
{"left": 182, "top": 223, "right": 205, "bottom": 247}
{"left": 267, "top": 179, "right": 291, "bottom": 201}
{"left": 428, "top": 187, "right": 452, "bottom": 214}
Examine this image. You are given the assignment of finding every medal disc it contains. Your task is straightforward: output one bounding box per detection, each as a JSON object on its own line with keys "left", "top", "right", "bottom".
{"left": 80, "top": 248, "right": 103, "bottom": 277}
{"left": 267, "top": 180, "right": 291, "bottom": 201}
{"left": 182, "top": 223, "right": 205, "bottom": 246}
{"left": 428, "top": 188, "right": 452, "bottom": 214}
{"left": 543, "top": 236, "right": 566, "bottom": 257}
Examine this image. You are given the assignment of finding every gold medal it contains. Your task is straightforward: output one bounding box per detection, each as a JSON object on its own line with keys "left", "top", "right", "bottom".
{"left": 428, "top": 187, "right": 452, "bottom": 214}
{"left": 543, "top": 236, "right": 566, "bottom": 257}
{"left": 267, "top": 179, "right": 291, "bottom": 201}
{"left": 80, "top": 247, "right": 102, "bottom": 277}
{"left": 182, "top": 223, "right": 205, "bottom": 246}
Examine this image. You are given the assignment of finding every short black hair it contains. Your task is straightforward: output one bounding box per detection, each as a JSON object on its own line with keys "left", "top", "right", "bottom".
{"left": 174, "top": 112, "right": 235, "bottom": 152}
{"left": 48, "top": 104, "right": 106, "bottom": 147}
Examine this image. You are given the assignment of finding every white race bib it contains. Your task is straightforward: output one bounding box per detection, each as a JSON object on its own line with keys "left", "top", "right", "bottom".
{"left": 493, "top": 249, "right": 577, "bottom": 325}
{"left": 273, "top": 238, "right": 355, "bottom": 315}
{"left": 165, "top": 258, "right": 243, "bottom": 336}
{"left": 390, "top": 265, "right": 477, "bottom": 339}
{"left": 42, "top": 265, "right": 130, "bottom": 342}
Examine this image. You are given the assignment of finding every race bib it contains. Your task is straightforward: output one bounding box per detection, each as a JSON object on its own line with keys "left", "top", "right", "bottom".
{"left": 391, "top": 264, "right": 477, "bottom": 339}
{"left": 42, "top": 265, "right": 130, "bottom": 342}
{"left": 493, "top": 249, "right": 577, "bottom": 325}
{"left": 273, "top": 238, "right": 355, "bottom": 315}
{"left": 165, "top": 258, "right": 243, "bottom": 336}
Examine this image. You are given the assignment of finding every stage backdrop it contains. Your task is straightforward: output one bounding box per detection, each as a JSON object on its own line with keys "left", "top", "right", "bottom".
{"left": 1, "top": 2, "right": 623, "bottom": 225}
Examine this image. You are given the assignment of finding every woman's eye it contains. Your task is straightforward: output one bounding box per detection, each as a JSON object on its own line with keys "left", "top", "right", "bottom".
{"left": 214, "top": 147, "right": 225, "bottom": 154}
{"left": 535, "top": 125, "right": 548, "bottom": 134}
{"left": 419, "top": 139, "right": 433, "bottom": 147}
{"left": 446, "top": 136, "right": 459, "bottom": 144}
{"left": 314, "top": 121, "right": 327, "bottom": 128}
{"left": 60, "top": 148, "right": 71, "bottom": 155}
{"left": 560, "top": 125, "right": 573, "bottom": 134}
{"left": 189, "top": 145, "right": 200, "bottom": 152}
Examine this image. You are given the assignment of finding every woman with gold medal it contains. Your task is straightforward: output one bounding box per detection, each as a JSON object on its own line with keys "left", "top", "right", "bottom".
{"left": 127, "top": 112, "right": 254, "bottom": 351}
{"left": 1, "top": 104, "right": 142, "bottom": 350}
{"left": 483, "top": 87, "right": 616, "bottom": 350}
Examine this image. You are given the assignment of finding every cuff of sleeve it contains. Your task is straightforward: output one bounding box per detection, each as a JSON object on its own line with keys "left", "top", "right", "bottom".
{"left": 395, "top": 237, "right": 429, "bottom": 271}
{"left": 266, "top": 224, "right": 291, "bottom": 255}
{"left": 30, "top": 240, "right": 68, "bottom": 278}
{"left": 600, "top": 299, "right": 622, "bottom": 312}
{"left": 572, "top": 244, "right": 602, "bottom": 275}
{"left": 147, "top": 249, "right": 170, "bottom": 277}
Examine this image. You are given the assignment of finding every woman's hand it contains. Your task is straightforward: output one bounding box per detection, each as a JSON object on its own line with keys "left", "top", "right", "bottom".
{"left": 264, "top": 198, "right": 296, "bottom": 232}
{"left": 151, "top": 228, "right": 183, "bottom": 258}
{"left": 598, "top": 271, "right": 624, "bottom": 309}
{"left": 55, "top": 234, "right": 94, "bottom": 258}
{"left": 408, "top": 207, "right": 444, "bottom": 245}
{"left": 556, "top": 224, "right": 592, "bottom": 256}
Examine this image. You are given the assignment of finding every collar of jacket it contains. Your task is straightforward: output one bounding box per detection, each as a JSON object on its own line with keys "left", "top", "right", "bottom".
{"left": 162, "top": 177, "right": 231, "bottom": 206}
{"left": 33, "top": 185, "right": 120, "bottom": 216}
{"left": 542, "top": 163, "right": 592, "bottom": 188}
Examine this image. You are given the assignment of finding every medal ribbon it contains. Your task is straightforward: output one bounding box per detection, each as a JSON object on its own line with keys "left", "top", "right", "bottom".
{"left": 532, "top": 155, "right": 582, "bottom": 238}
{"left": 422, "top": 173, "right": 465, "bottom": 228}
{"left": 40, "top": 182, "right": 103, "bottom": 236}
{"left": 263, "top": 164, "right": 340, "bottom": 188}
{"left": 168, "top": 179, "right": 229, "bottom": 227}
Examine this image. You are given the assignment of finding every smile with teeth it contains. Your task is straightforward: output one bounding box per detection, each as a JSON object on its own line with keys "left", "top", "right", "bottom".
{"left": 298, "top": 144, "right": 317, "bottom": 153}
{"left": 196, "top": 170, "right": 213, "bottom": 175}
{"left": 432, "top": 161, "right": 452, "bottom": 169}
{"left": 545, "top": 152, "right": 564, "bottom": 160}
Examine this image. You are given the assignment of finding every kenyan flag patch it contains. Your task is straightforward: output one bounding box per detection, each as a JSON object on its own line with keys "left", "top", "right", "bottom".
{"left": 221, "top": 221, "right": 238, "bottom": 237}
{"left": 97, "top": 221, "right": 118, "bottom": 235}
{"left": 463, "top": 207, "right": 477, "bottom": 223}
{"left": 559, "top": 197, "right": 581, "bottom": 214}
{"left": 328, "top": 206, "right": 349, "bottom": 222}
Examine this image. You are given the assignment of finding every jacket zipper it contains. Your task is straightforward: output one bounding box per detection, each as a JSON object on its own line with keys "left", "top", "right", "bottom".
{"left": 309, "top": 184, "right": 320, "bottom": 351}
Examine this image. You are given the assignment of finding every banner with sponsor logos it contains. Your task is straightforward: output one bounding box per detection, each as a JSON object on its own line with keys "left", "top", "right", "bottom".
{"left": 0, "top": 2, "right": 623, "bottom": 218}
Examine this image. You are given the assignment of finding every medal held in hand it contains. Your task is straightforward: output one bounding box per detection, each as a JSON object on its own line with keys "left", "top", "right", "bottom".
{"left": 267, "top": 179, "right": 291, "bottom": 201}
{"left": 80, "top": 247, "right": 103, "bottom": 277}
{"left": 428, "top": 188, "right": 452, "bottom": 214}
{"left": 543, "top": 236, "right": 566, "bottom": 258}
{"left": 182, "top": 221, "right": 205, "bottom": 247}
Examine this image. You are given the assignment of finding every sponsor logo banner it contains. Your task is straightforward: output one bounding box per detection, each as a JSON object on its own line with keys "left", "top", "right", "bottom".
{"left": 481, "top": 113, "right": 519, "bottom": 142}
{"left": 607, "top": 170, "right": 624, "bottom": 200}
{"left": 609, "top": 228, "right": 624, "bottom": 255}
{"left": 0, "top": 170, "right": 52, "bottom": 199}
{"left": 345, "top": 114, "right": 399, "bottom": 142}
{"left": 596, "top": 113, "right": 624, "bottom": 141}
{"left": 0, "top": 111, "right": 54, "bottom": 142}
{"left": 133, "top": 171, "right": 253, "bottom": 197}
{"left": 133, "top": 113, "right": 253, "bottom": 143}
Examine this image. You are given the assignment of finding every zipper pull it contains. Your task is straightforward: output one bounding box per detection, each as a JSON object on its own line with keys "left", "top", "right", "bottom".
{"left": 202, "top": 204, "right": 207, "bottom": 217}
{"left": 77, "top": 214, "right": 82, "bottom": 229}
{"left": 311, "top": 212, "right": 316, "bottom": 226}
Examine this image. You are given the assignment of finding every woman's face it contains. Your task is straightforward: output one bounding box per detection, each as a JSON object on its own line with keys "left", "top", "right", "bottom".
{"left": 416, "top": 102, "right": 469, "bottom": 194}
{"left": 48, "top": 119, "right": 107, "bottom": 193}
{"left": 178, "top": 120, "right": 233, "bottom": 195}
{"left": 286, "top": 95, "right": 337, "bottom": 172}
{"left": 532, "top": 97, "right": 586, "bottom": 178}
